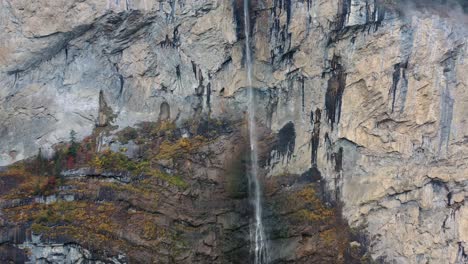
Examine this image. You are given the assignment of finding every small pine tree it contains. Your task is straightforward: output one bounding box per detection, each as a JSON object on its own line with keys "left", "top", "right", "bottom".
{"left": 53, "top": 150, "right": 64, "bottom": 184}
{"left": 68, "top": 130, "right": 79, "bottom": 158}
{"left": 36, "top": 148, "right": 45, "bottom": 176}
{"left": 70, "top": 129, "right": 77, "bottom": 142}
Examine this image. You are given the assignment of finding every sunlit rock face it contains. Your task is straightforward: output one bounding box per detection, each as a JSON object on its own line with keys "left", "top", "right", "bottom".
{"left": 0, "top": 0, "right": 467, "bottom": 263}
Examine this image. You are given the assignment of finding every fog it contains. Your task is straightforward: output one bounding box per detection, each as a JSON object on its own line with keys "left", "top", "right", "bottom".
{"left": 379, "top": 0, "right": 468, "bottom": 14}
{"left": 378, "top": 0, "right": 468, "bottom": 26}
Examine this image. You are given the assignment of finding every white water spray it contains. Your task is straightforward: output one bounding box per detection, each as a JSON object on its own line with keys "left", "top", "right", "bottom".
{"left": 243, "top": 0, "right": 269, "bottom": 263}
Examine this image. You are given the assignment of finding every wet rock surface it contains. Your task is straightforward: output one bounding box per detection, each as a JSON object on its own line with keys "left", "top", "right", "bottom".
{"left": 0, "top": 0, "right": 467, "bottom": 263}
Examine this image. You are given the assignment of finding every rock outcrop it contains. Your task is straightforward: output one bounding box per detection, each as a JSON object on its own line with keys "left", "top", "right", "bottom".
{"left": 0, "top": 119, "right": 366, "bottom": 263}
{"left": 0, "top": 0, "right": 467, "bottom": 263}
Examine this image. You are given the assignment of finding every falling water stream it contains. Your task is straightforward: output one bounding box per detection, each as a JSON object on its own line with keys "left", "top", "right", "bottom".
{"left": 243, "top": 0, "right": 269, "bottom": 263}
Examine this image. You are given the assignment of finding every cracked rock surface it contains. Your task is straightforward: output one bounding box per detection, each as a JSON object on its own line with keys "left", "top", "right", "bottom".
{"left": 0, "top": 0, "right": 467, "bottom": 263}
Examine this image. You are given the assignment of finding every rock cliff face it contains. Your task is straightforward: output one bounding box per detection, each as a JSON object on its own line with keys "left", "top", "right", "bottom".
{"left": 0, "top": 0, "right": 467, "bottom": 263}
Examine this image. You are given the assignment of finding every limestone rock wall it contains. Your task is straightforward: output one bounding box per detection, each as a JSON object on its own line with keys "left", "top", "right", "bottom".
{"left": 1, "top": 0, "right": 467, "bottom": 263}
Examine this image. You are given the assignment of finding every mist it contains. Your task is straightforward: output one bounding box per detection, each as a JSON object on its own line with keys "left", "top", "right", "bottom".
{"left": 377, "top": 0, "right": 468, "bottom": 26}
{"left": 379, "top": 0, "right": 468, "bottom": 14}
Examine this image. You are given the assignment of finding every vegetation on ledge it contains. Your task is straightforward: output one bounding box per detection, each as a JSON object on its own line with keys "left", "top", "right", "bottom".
{"left": 0, "top": 118, "right": 233, "bottom": 261}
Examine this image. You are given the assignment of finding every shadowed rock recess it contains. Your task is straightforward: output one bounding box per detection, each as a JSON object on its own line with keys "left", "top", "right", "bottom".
{"left": 0, "top": 0, "right": 467, "bottom": 263}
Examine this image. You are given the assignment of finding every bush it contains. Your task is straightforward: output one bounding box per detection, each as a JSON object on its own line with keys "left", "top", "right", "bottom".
{"left": 32, "top": 176, "right": 56, "bottom": 196}
{"left": 53, "top": 149, "right": 65, "bottom": 178}
{"left": 156, "top": 136, "right": 206, "bottom": 160}
{"left": 148, "top": 170, "right": 188, "bottom": 189}
{"left": 90, "top": 150, "right": 139, "bottom": 173}
{"left": 117, "top": 127, "right": 138, "bottom": 144}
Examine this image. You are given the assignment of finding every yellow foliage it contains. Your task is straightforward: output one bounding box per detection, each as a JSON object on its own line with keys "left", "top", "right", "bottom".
{"left": 27, "top": 201, "right": 118, "bottom": 235}
{"left": 142, "top": 221, "right": 159, "bottom": 240}
{"left": 292, "top": 185, "right": 335, "bottom": 223}
{"left": 297, "top": 187, "right": 319, "bottom": 204}
{"left": 90, "top": 155, "right": 104, "bottom": 170}
{"left": 156, "top": 136, "right": 206, "bottom": 160}
{"left": 319, "top": 228, "right": 337, "bottom": 246}
{"left": 0, "top": 164, "right": 30, "bottom": 177}
{"left": 2, "top": 173, "right": 50, "bottom": 199}
{"left": 157, "top": 120, "right": 177, "bottom": 134}
{"left": 88, "top": 150, "right": 139, "bottom": 173}
{"left": 296, "top": 208, "right": 333, "bottom": 222}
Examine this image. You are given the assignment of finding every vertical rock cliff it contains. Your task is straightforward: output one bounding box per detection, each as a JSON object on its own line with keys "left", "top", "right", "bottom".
{"left": 0, "top": 0, "right": 467, "bottom": 263}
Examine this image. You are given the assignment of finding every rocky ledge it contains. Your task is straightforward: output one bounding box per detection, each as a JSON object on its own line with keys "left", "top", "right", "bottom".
{"left": 0, "top": 118, "right": 370, "bottom": 263}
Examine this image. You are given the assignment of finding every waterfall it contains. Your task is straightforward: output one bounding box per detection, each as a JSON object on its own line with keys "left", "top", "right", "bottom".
{"left": 243, "top": 0, "right": 269, "bottom": 263}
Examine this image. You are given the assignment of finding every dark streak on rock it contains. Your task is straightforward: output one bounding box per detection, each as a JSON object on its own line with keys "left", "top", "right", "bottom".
{"left": 389, "top": 62, "right": 408, "bottom": 113}
{"left": 281, "top": 48, "right": 296, "bottom": 64}
{"left": 456, "top": 242, "right": 468, "bottom": 263}
{"left": 430, "top": 178, "right": 448, "bottom": 193}
{"left": 324, "top": 132, "right": 332, "bottom": 161}
{"left": 275, "top": 122, "right": 296, "bottom": 162}
{"left": 390, "top": 64, "right": 401, "bottom": 112}
{"left": 196, "top": 68, "right": 204, "bottom": 96}
{"left": 328, "top": 0, "right": 385, "bottom": 46}
{"left": 221, "top": 57, "right": 233, "bottom": 69}
{"left": 325, "top": 55, "right": 346, "bottom": 130}
{"left": 297, "top": 167, "right": 323, "bottom": 183}
{"left": 269, "top": 0, "right": 293, "bottom": 66}
{"left": 191, "top": 60, "right": 197, "bottom": 78}
{"left": 161, "top": 25, "right": 180, "bottom": 48}
{"left": 334, "top": 147, "right": 343, "bottom": 172}
{"left": 301, "top": 77, "right": 305, "bottom": 112}
{"left": 206, "top": 83, "right": 212, "bottom": 114}
{"left": 173, "top": 25, "right": 180, "bottom": 46}
{"left": 118, "top": 74, "right": 125, "bottom": 98}
{"left": 12, "top": 72, "right": 19, "bottom": 90}
{"left": 310, "top": 110, "right": 314, "bottom": 127}
{"left": 339, "top": 0, "right": 352, "bottom": 29}
{"left": 232, "top": 0, "right": 245, "bottom": 39}
{"left": 311, "top": 108, "right": 321, "bottom": 167}
{"left": 175, "top": 65, "right": 181, "bottom": 79}
{"left": 266, "top": 88, "right": 279, "bottom": 128}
